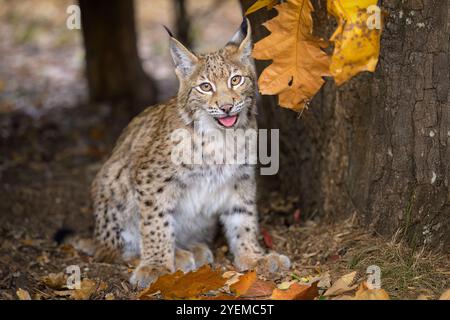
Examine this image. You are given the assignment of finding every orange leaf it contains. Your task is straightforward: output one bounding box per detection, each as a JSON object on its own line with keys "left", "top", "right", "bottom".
{"left": 242, "top": 279, "right": 276, "bottom": 299}
{"left": 354, "top": 282, "right": 389, "bottom": 300}
{"left": 139, "top": 265, "right": 226, "bottom": 300}
{"left": 252, "top": 0, "right": 330, "bottom": 111}
{"left": 270, "top": 281, "right": 319, "bottom": 300}
{"left": 230, "top": 271, "right": 257, "bottom": 296}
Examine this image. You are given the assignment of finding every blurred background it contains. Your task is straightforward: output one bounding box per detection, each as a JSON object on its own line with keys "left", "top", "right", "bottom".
{"left": 0, "top": 0, "right": 242, "bottom": 116}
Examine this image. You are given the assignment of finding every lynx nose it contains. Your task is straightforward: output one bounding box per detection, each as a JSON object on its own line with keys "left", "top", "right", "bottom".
{"left": 219, "top": 104, "right": 233, "bottom": 113}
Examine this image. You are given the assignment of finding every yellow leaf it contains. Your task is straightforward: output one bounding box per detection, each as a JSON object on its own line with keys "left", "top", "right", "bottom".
{"left": 277, "top": 280, "right": 297, "bottom": 290}
{"left": 253, "top": 0, "right": 330, "bottom": 111}
{"left": 245, "top": 0, "right": 278, "bottom": 15}
{"left": 327, "top": 0, "right": 382, "bottom": 85}
{"left": 354, "top": 282, "right": 390, "bottom": 300}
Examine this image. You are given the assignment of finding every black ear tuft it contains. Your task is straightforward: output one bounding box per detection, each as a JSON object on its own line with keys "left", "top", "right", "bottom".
{"left": 163, "top": 25, "right": 174, "bottom": 37}
{"left": 240, "top": 17, "right": 248, "bottom": 38}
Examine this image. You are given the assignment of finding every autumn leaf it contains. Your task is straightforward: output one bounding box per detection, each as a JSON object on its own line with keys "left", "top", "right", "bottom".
{"left": 16, "top": 288, "right": 32, "bottom": 300}
{"left": 41, "top": 272, "right": 67, "bottom": 290}
{"left": 54, "top": 278, "right": 107, "bottom": 300}
{"left": 253, "top": 0, "right": 330, "bottom": 111}
{"left": 327, "top": 0, "right": 382, "bottom": 85}
{"left": 139, "top": 265, "right": 226, "bottom": 300}
{"left": 242, "top": 279, "right": 275, "bottom": 299}
{"left": 245, "top": 0, "right": 278, "bottom": 15}
{"left": 323, "top": 271, "right": 357, "bottom": 296}
{"left": 223, "top": 270, "right": 244, "bottom": 287}
{"left": 261, "top": 228, "right": 273, "bottom": 248}
{"left": 271, "top": 281, "right": 319, "bottom": 300}
{"left": 439, "top": 289, "right": 450, "bottom": 300}
{"left": 354, "top": 282, "right": 390, "bottom": 300}
{"left": 230, "top": 270, "right": 257, "bottom": 296}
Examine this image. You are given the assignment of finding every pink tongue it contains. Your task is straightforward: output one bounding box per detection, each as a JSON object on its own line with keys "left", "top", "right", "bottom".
{"left": 218, "top": 115, "right": 238, "bottom": 127}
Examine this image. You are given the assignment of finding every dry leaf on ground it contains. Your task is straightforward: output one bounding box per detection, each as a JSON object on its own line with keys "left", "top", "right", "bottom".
{"left": 41, "top": 272, "right": 67, "bottom": 290}
{"left": 439, "top": 289, "right": 450, "bottom": 300}
{"left": 252, "top": 0, "right": 330, "bottom": 111}
{"left": 54, "top": 278, "right": 106, "bottom": 300}
{"left": 223, "top": 271, "right": 243, "bottom": 287}
{"left": 16, "top": 288, "right": 32, "bottom": 300}
{"left": 230, "top": 271, "right": 257, "bottom": 296}
{"left": 328, "top": 0, "right": 382, "bottom": 85}
{"left": 261, "top": 228, "right": 274, "bottom": 248}
{"left": 354, "top": 282, "right": 389, "bottom": 300}
{"left": 241, "top": 279, "right": 275, "bottom": 299}
{"left": 139, "top": 265, "right": 226, "bottom": 300}
{"left": 271, "top": 281, "right": 319, "bottom": 300}
{"left": 323, "top": 271, "right": 357, "bottom": 296}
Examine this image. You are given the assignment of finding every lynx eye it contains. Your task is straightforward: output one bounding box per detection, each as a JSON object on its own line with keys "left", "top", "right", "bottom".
{"left": 198, "top": 82, "right": 213, "bottom": 93}
{"left": 230, "top": 75, "right": 243, "bottom": 87}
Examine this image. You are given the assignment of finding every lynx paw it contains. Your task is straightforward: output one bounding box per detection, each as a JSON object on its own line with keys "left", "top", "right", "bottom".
{"left": 191, "top": 243, "right": 214, "bottom": 268}
{"left": 235, "top": 252, "right": 291, "bottom": 274}
{"left": 130, "top": 264, "right": 171, "bottom": 288}
{"left": 175, "top": 248, "right": 196, "bottom": 273}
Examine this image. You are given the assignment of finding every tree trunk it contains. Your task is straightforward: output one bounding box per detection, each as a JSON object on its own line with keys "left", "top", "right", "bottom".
{"left": 245, "top": 0, "right": 449, "bottom": 251}
{"left": 79, "top": 0, "right": 156, "bottom": 117}
{"left": 173, "top": 0, "right": 192, "bottom": 48}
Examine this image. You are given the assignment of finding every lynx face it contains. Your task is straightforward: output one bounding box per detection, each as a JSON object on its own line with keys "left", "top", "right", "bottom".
{"left": 169, "top": 19, "right": 257, "bottom": 132}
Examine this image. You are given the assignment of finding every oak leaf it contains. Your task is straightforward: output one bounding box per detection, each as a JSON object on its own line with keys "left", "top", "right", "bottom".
{"left": 252, "top": 0, "right": 330, "bottom": 111}
{"left": 139, "top": 265, "right": 226, "bottom": 300}
{"left": 328, "top": 0, "right": 382, "bottom": 85}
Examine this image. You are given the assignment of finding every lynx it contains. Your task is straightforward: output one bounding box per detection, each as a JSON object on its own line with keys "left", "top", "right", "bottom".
{"left": 91, "top": 19, "right": 290, "bottom": 288}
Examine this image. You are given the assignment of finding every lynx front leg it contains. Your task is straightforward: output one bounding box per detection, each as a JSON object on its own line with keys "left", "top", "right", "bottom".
{"left": 221, "top": 174, "right": 290, "bottom": 274}
{"left": 130, "top": 199, "right": 176, "bottom": 288}
{"left": 130, "top": 172, "right": 179, "bottom": 288}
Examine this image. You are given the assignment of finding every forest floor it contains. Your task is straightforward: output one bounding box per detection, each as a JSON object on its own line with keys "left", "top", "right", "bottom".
{"left": 0, "top": 0, "right": 448, "bottom": 301}
{"left": 0, "top": 103, "right": 448, "bottom": 300}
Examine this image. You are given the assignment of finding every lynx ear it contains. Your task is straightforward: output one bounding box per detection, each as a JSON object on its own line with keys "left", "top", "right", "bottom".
{"left": 228, "top": 18, "right": 253, "bottom": 60}
{"left": 165, "top": 26, "right": 198, "bottom": 77}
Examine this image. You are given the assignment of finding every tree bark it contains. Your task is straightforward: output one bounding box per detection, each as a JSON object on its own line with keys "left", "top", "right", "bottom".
{"left": 79, "top": 0, "right": 157, "bottom": 116}
{"left": 245, "top": 0, "right": 449, "bottom": 251}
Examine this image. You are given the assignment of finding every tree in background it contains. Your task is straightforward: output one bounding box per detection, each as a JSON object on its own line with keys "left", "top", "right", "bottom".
{"left": 173, "top": 0, "right": 192, "bottom": 48}
{"left": 79, "top": 0, "right": 157, "bottom": 117}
